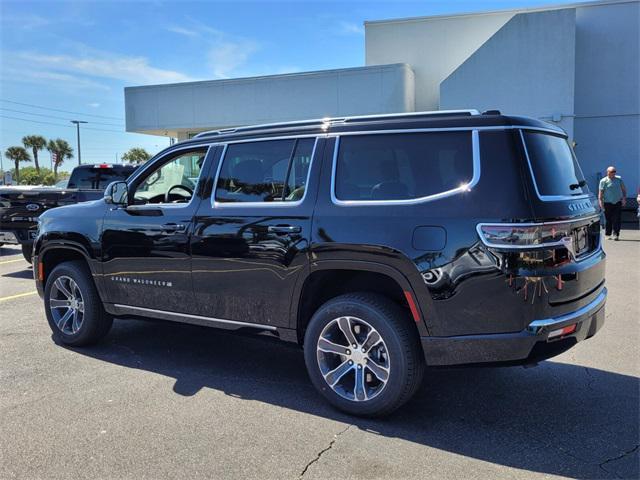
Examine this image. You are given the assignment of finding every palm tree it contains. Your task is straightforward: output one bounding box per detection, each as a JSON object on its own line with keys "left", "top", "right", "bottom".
{"left": 22, "top": 135, "right": 47, "bottom": 174}
{"left": 121, "top": 147, "right": 151, "bottom": 164}
{"left": 4, "top": 146, "right": 31, "bottom": 183}
{"left": 46, "top": 139, "right": 74, "bottom": 179}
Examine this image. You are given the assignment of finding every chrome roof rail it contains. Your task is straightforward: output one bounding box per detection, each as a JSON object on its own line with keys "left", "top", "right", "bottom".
{"left": 192, "top": 109, "right": 481, "bottom": 139}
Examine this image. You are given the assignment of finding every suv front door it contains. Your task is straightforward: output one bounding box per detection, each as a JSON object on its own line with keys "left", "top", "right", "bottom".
{"left": 190, "top": 137, "right": 323, "bottom": 328}
{"left": 101, "top": 145, "right": 214, "bottom": 313}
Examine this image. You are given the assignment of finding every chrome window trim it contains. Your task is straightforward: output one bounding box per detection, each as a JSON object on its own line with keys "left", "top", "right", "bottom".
{"left": 326, "top": 125, "right": 562, "bottom": 136}
{"left": 113, "top": 304, "right": 277, "bottom": 331}
{"left": 330, "top": 129, "right": 481, "bottom": 206}
{"left": 193, "top": 109, "right": 481, "bottom": 138}
{"left": 124, "top": 144, "right": 215, "bottom": 211}
{"left": 211, "top": 136, "right": 319, "bottom": 208}
{"left": 519, "top": 129, "right": 591, "bottom": 202}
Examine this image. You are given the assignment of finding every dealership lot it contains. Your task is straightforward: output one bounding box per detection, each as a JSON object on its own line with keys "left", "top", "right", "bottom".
{"left": 1, "top": 234, "right": 638, "bottom": 480}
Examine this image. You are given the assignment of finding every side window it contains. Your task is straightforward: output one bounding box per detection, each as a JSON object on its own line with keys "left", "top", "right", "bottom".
{"left": 285, "top": 138, "right": 314, "bottom": 201}
{"left": 334, "top": 132, "right": 473, "bottom": 201}
{"left": 215, "top": 138, "right": 315, "bottom": 203}
{"left": 67, "top": 169, "right": 100, "bottom": 189}
{"left": 132, "top": 148, "right": 207, "bottom": 205}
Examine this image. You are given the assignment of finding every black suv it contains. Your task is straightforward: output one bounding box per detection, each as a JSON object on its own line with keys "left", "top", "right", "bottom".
{"left": 0, "top": 163, "right": 137, "bottom": 262}
{"left": 33, "top": 110, "right": 606, "bottom": 416}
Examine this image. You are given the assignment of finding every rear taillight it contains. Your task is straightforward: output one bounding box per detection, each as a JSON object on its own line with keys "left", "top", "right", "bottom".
{"left": 477, "top": 223, "right": 572, "bottom": 249}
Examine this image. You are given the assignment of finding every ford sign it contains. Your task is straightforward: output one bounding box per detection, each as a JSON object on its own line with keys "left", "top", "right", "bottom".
{"left": 26, "top": 204, "right": 40, "bottom": 211}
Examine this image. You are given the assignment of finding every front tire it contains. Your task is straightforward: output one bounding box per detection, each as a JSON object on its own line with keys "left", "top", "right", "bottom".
{"left": 22, "top": 244, "right": 32, "bottom": 263}
{"left": 44, "top": 261, "right": 113, "bottom": 346}
{"left": 304, "top": 293, "right": 425, "bottom": 417}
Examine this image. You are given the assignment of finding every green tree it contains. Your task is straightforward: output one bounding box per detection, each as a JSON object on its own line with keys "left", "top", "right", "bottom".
{"left": 121, "top": 147, "right": 151, "bottom": 164}
{"left": 15, "top": 166, "right": 57, "bottom": 185}
{"left": 46, "top": 139, "right": 74, "bottom": 179}
{"left": 4, "top": 146, "right": 31, "bottom": 183}
{"left": 22, "top": 135, "right": 47, "bottom": 174}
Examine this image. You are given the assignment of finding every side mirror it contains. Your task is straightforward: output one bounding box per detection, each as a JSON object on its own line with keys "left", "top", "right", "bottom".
{"left": 104, "top": 181, "right": 128, "bottom": 205}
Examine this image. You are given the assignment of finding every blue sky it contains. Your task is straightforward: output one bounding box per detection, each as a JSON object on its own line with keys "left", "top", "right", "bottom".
{"left": 1, "top": 0, "right": 578, "bottom": 172}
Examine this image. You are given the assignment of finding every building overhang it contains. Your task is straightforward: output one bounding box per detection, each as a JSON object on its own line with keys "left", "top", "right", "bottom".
{"left": 125, "top": 63, "right": 415, "bottom": 138}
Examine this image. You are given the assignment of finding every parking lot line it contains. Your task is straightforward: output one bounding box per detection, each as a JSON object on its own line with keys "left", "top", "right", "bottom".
{"left": 0, "top": 291, "right": 37, "bottom": 302}
{"left": 0, "top": 258, "right": 25, "bottom": 265}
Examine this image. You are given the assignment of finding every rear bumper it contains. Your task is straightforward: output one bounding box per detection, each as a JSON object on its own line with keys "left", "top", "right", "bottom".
{"left": 421, "top": 288, "right": 606, "bottom": 366}
{"left": 0, "top": 230, "right": 19, "bottom": 244}
{"left": 0, "top": 228, "right": 35, "bottom": 245}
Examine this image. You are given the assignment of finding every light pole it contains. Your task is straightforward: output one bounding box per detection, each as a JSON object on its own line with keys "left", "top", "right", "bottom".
{"left": 70, "top": 120, "right": 88, "bottom": 165}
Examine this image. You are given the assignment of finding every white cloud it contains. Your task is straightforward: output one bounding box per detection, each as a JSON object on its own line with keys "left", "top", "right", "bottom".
{"left": 167, "top": 19, "right": 259, "bottom": 79}
{"left": 338, "top": 21, "right": 364, "bottom": 36}
{"left": 87, "top": 102, "right": 101, "bottom": 108}
{"left": 1, "top": 65, "right": 111, "bottom": 92}
{"left": 1, "top": 13, "right": 51, "bottom": 30}
{"left": 167, "top": 26, "right": 199, "bottom": 38}
{"left": 1, "top": 12, "right": 94, "bottom": 29}
{"left": 208, "top": 40, "right": 259, "bottom": 79}
{"left": 15, "top": 51, "right": 195, "bottom": 85}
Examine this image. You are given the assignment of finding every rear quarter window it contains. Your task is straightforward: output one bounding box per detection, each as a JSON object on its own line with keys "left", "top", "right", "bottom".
{"left": 67, "top": 167, "right": 135, "bottom": 190}
{"left": 334, "top": 132, "right": 474, "bottom": 202}
{"left": 522, "top": 131, "right": 589, "bottom": 197}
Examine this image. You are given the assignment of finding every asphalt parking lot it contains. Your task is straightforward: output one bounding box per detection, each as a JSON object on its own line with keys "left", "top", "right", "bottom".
{"left": 1, "top": 233, "right": 638, "bottom": 480}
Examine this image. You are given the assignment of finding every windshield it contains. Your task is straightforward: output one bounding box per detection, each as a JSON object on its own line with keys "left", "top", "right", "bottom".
{"left": 67, "top": 167, "right": 134, "bottom": 190}
{"left": 523, "top": 131, "right": 588, "bottom": 197}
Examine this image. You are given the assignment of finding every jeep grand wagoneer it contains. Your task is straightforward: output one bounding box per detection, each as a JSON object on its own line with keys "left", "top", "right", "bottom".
{"left": 33, "top": 110, "right": 606, "bottom": 416}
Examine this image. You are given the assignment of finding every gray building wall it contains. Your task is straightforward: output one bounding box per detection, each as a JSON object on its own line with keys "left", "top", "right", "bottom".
{"left": 439, "top": 9, "right": 577, "bottom": 137}
{"left": 365, "top": 12, "right": 513, "bottom": 111}
{"left": 125, "top": 64, "right": 414, "bottom": 139}
{"left": 573, "top": 1, "right": 640, "bottom": 192}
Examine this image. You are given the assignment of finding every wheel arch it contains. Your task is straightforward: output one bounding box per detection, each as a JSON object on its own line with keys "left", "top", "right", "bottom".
{"left": 292, "top": 260, "right": 430, "bottom": 344}
{"left": 38, "top": 242, "right": 102, "bottom": 297}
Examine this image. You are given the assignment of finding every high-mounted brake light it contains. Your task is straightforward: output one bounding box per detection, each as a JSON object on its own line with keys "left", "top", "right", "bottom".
{"left": 94, "top": 163, "right": 112, "bottom": 169}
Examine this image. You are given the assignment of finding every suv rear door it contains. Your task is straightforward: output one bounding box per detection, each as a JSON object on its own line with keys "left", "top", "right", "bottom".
{"left": 190, "top": 136, "right": 323, "bottom": 328}
{"left": 518, "top": 128, "right": 604, "bottom": 312}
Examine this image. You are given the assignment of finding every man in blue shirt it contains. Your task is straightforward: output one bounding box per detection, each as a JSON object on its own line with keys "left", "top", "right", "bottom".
{"left": 598, "top": 166, "right": 627, "bottom": 240}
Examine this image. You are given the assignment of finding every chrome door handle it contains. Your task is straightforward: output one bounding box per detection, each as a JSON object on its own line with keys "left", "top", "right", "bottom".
{"left": 161, "top": 223, "right": 187, "bottom": 233}
{"left": 268, "top": 225, "right": 302, "bottom": 234}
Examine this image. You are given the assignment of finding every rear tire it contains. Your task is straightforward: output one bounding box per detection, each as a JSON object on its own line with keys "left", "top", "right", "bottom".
{"left": 304, "top": 293, "right": 425, "bottom": 417}
{"left": 44, "top": 260, "right": 113, "bottom": 346}
{"left": 22, "top": 244, "right": 32, "bottom": 263}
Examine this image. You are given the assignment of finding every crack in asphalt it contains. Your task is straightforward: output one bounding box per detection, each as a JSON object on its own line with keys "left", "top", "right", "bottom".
{"left": 515, "top": 425, "right": 640, "bottom": 478}
{"left": 517, "top": 428, "right": 592, "bottom": 464}
{"left": 583, "top": 366, "right": 596, "bottom": 392}
{"left": 598, "top": 444, "right": 639, "bottom": 479}
{"left": 298, "top": 424, "right": 352, "bottom": 478}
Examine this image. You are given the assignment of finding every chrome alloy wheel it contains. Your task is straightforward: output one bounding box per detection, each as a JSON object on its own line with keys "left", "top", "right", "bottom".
{"left": 316, "top": 316, "right": 390, "bottom": 402}
{"left": 49, "top": 275, "right": 85, "bottom": 335}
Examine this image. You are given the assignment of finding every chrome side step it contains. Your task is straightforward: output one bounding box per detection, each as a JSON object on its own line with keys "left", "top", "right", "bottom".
{"left": 112, "top": 304, "right": 277, "bottom": 332}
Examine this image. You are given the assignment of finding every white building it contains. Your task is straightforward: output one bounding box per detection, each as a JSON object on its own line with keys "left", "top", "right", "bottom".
{"left": 125, "top": 0, "right": 640, "bottom": 193}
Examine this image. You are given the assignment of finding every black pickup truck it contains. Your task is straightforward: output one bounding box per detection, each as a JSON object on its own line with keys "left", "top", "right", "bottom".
{"left": 0, "top": 163, "right": 137, "bottom": 262}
